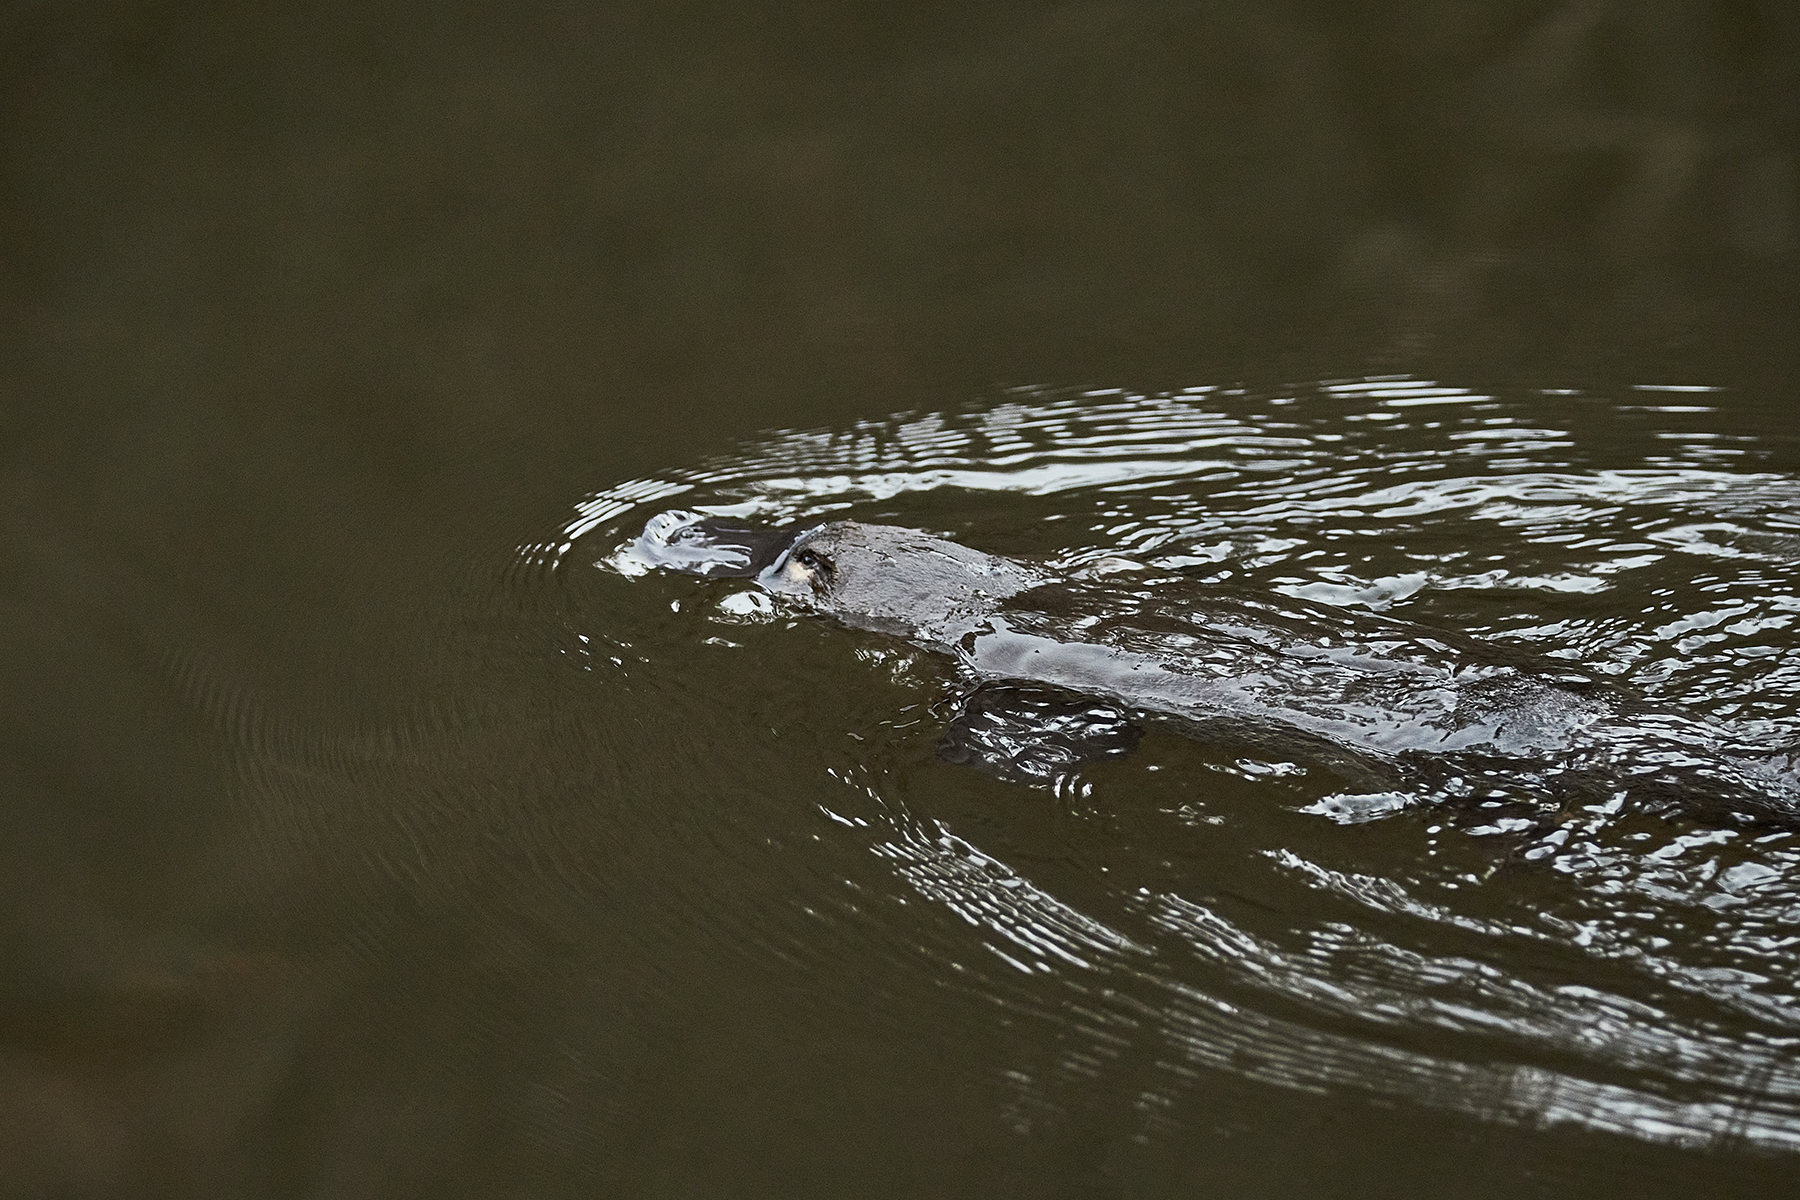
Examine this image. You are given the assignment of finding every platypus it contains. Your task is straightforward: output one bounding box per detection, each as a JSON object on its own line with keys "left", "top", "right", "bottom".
{"left": 629, "top": 512, "right": 1800, "bottom": 824}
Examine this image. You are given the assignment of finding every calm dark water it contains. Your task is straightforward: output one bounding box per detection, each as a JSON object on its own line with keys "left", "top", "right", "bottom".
{"left": 4, "top": 2, "right": 1799, "bottom": 1196}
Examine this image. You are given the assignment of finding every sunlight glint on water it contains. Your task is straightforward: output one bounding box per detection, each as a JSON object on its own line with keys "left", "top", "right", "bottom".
{"left": 547, "top": 380, "right": 1800, "bottom": 1150}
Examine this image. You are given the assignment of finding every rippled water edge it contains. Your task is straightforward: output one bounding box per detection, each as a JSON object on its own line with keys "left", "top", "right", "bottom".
{"left": 528, "top": 378, "right": 1800, "bottom": 1154}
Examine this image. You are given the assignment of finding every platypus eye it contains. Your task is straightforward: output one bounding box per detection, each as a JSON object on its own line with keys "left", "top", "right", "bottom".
{"left": 790, "top": 547, "right": 834, "bottom": 588}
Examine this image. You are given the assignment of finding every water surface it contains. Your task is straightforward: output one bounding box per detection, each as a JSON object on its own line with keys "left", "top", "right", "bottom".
{"left": 7, "top": 3, "right": 1799, "bottom": 1191}
{"left": 548, "top": 378, "right": 1800, "bottom": 1159}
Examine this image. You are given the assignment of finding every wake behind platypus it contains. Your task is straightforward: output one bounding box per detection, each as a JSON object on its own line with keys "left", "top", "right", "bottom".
{"left": 626, "top": 512, "right": 1800, "bottom": 827}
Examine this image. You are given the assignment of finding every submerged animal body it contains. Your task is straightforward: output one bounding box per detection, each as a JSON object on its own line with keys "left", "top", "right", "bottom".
{"left": 641, "top": 515, "right": 1800, "bottom": 822}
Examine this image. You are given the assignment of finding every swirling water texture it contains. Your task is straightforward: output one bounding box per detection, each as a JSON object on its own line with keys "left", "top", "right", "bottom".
{"left": 547, "top": 379, "right": 1800, "bottom": 1151}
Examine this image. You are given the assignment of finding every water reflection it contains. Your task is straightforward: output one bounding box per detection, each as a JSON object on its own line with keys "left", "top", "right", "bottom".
{"left": 552, "top": 379, "right": 1800, "bottom": 1150}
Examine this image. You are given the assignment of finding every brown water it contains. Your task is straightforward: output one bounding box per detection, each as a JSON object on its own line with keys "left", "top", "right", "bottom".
{"left": 4, "top": 3, "right": 1799, "bottom": 1195}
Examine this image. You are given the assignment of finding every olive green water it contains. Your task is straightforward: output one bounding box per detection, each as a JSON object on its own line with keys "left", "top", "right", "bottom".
{"left": 4, "top": 3, "right": 1799, "bottom": 1196}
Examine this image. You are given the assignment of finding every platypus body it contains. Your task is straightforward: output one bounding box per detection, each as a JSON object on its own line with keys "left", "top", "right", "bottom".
{"left": 636, "top": 514, "right": 1800, "bottom": 823}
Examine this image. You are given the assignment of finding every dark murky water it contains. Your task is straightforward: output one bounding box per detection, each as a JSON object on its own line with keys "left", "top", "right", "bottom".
{"left": 6, "top": 2, "right": 1800, "bottom": 1195}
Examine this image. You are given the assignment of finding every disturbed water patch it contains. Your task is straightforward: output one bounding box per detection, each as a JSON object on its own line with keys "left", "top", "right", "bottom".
{"left": 531, "top": 379, "right": 1800, "bottom": 1151}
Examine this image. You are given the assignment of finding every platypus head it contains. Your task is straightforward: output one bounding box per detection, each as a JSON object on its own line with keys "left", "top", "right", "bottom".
{"left": 759, "top": 521, "right": 1046, "bottom": 648}
{"left": 624, "top": 512, "right": 1048, "bottom": 649}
